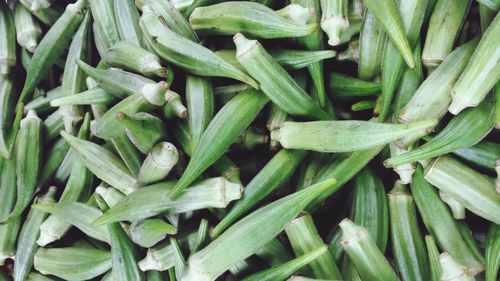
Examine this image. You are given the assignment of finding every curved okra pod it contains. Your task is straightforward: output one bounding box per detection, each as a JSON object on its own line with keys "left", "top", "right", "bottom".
{"left": 0, "top": 1, "right": 16, "bottom": 75}
{"left": 114, "top": 0, "right": 143, "bottom": 47}
{"left": 270, "top": 119, "right": 437, "bottom": 153}
{"left": 388, "top": 182, "right": 430, "bottom": 281}
{"left": 424, "top": 156, "right": 500, "bottom": 224}
{"left": 411, "top": 166, "right": 485, "bottom": 274}
{"left": 13, "top": 187, "right": 56, "bottom": 281}
{"left": 485, "top": 224, "right": 500, "bottom": 281}
{"left": 138, "top": 142, "right": 179, "bottom": 185}
{"left": 93, "top": 177, "right": 243, "bottom": 225}
{"left": 0, "top": 76, "right": 15, "bottom": 158}
{"left": 425, "top": 235, "right": 441, "bottom": 281}
{"left": 130, "top": 219, "right": 177, "bottom": 248}
{"left": 61, "top": 131, "right": 139, "bottom": 194}
{"left": 319, "top": 0, "right": 348, "bottom": 46}
{"left": 116, "top": 112, "right": 167, "bottom": 154}
{"left": 189, "top": 2, "right": 317, "bottom": 38}
{"left": 0, "top": 157, "right": 20, "bottom": 264}
{"left": 234, "top": 34, "right": 329, "bottom": 120}
{"left": 19, "top": 0, "right": 87, "bottom": 104}
{"left": 181, "top": 178, "right": 337, "bottom": 281}
{"left": 285, "top": 213, "right": 341, "bottom": 279}
{"left": 438, "top": 253, "right": 475, "bottom": 281}
{"left": 362, "top": 0, "right": 414, "bottom": 69}
{"left": 449, "top": 12, "right": 500, "bottom": 115}
{"left": 328, "top": 73, "right": 381, "bottom": 98}
{"left": 88, "top": 0, "right": 120, "bottom": 48}
{"left": 186, "top": 75, "right": 214, "bottom": 148}
{"left": 358, "top": 10, "right": 385, "bottom": 81}
{"left": 170, "top": 89, "right": 269, "bottom": 199}
{"left": 34, "top": 247, "right": 112, "bottom": 280}
{"left": 140, "top": 6, "right": 258, "bottom": 88}
{"left": 13, "top": 2, "right": 42, "bottom": 52}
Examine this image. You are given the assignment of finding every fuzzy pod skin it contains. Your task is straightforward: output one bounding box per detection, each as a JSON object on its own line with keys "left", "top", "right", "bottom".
{"left": 130, "top": 219, "right": 177, "bottom": 248}
{"left": 285, "top": 214, "right": 342, "bottom": 279}
{"left": 116, "top": 112, "right": 167, "bottom": 154}
{"left": 425, "top": 235, "right": 441, "bottom": 281}
{"left": 0, "top": 157, "right": 20, "bottom": 264}
{"left": 170, "top": 89, "right": 269, "bottom": 199}
{"left": 212, "top": 149, "right": 306, "bottom": 237}
{"left": 271, "top": 119, "right": 437, "bottom": 153}
{"left": 114, "top": 0, "right": 143, "bottom": 47}
{"left": 0, "top": 1, "right": 16, "bottom": 75}
{"left": 180, "top": 178, "right": 337, "bottom": 281}
{"left": 449, "top": 12, "right": 500, "bottom": 115}
{"left": 34, "top": 247, "right": 112, "bottom": 280}
{"left": 397, "top": 38, "right": 479, "bottom": 147}
{"left": 358, "top": 10, "right": 385, "bottom": 81}
{"left": 13, "top": 2, "right": 42, "bottom": 53}
{"left": 411, "top": 166, "right": 485, "bottom": 274}
{"left": 319, "top": 0, "right": 349, "bottom": 46}
{"left": 88, "top": 0, "right": 120, "bottom": 48}
{"left": 422, "top": 0, "right": 471, "bottom": 72}
{"left": 104, "top": 41, "right": 167, "bottom": 78}
{"left": 328, "top": 73, "right": 381, "bottom": 98}
{"left": 339, "top": 219, "right": 399, "bottom": 281}
{"left": 234, "top": 34, "right": 329, "bottom": 120}
{"left": 93, "top": 177, "right": 243, "bottom": 225}
{"left": 485, "top": 224, "right": 500, "bottom": 281}
{"left": 61, "top": 131, "right": 139, "bottom": 195}
{"left": 13, "top": 187, "right": 56, "bottom": 281}
{"left": 185, "top": 75, "right": 214, "bottom": 149}
{"left": 0, "top": 76, "right": 15, "bottom": 158}
{"left": 438, "top": 253, "right": 475, "bottom": 281}
{"left": 424, "top": 156, "right": 500, "bottom": 224}
{"left": 140, "top": 6, "right": 258, "bottom": 88}
{"left": 388, "top": 182, "right": 430, "bottom": 281}
{"left": 189, "top": 2, "right": 317, "bottom": 38}
{"left": 19, "top": 0, "right": 87, "bottom": 104}
{"left": 138, "top": 142, "right": 179, "bottom": 185}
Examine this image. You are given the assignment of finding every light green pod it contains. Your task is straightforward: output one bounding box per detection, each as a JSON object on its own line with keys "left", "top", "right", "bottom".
{"left": 163, "top": 89, "right": 188, "bottom": 119}
{"left": 61, "top": 131, "right": 139, "bottom": 194}
{"left": 138, "top": 142, "right": 178, "bottom": 185}
{"left": 19, "top": 0, "right": 51, "bottom": 12}
{"left": 13, "top": 2, "right": 42, "bottom": 52}
{"left": 478, "top": 0, "right": 500, "bottom": 10}
{"left": 425, "top": 235, "right": 441, "bottom": 281}
{"left": 114, "top": 0, "right": 143, "bottom": 47}
{"left": 95, "top": 185, "right": 125, "bottom": 208}
{"left": 88, "top": 0, "right": 120, "bottom": 48}
{"left": 424, "top": 156, "right": 500, "bottom": 224}
{"left": 110, "top": 134, "right": 144, "bottom": 177}
{"left": 270, "top": 119, "right": 436, "bottom": 153}
{"left": 186, "top": 75, "right": 214, "bottom": 148}
{"left": 0, "top": 1, "right": 16, "bottom": 75}
{"left": 93, "top": 177, "right": 243, "bottom": 225}
{"left": 422, "top": 0, "right": 471, "bottom": 71}
{"left": 30, "top": 6, "right": 61, "bottom": 26}
{"left": 267, "top": 104, "right": 288, "bottom": 148}
{"left": 50, "top": 86, "right": 115, "bottom": 107}
{"left": 140, "top": 6, "right": 258, "bottom": 88}
{"left": 388, "top": 182, "right": 430, "bottom": 281}
{"left": 13, "top": 187, "right": 56, "bottom": 281}
{"left": 439, "top": 190, "right": 466, "bottom": 219}
{"left": 116, "top": 112, "right": 167, "bottom": 154}
{"left": 34, "top": 247, "right": 112, "bottom": 280}
{"left": 439, "top": 253, "right": 475, "bottom": 281}
{"left": 358, "top": 10, "right": 385, "bottom": 81}
{"left": 38, "top": 138, "right": 70, "bottom": 188}
{"left": 328, "top": 73, "right": 381, "bottom": 98}
{"left": 189, "top": 2, "right": 317, "bottom": 38}
{"left": 0, "top": 157, "right": 20, "bottom": 264}
{"left": 43, "top": 110, "right": 64, "bottom": 143}
{"left": 19, "top": 0, "right": 87, "bottom": 104}
{"left": 25, "top": 86, "right": 63, "bottom": 113}
{"left": 192, "top": 219, "right": 210, "bottom": 254}
{"left": 449, "top": 12, "right": 500, "bottom": 115}
{"left": 452, "top": 140, "right": 500, "bottom": 171}
{"left": 285, "top": 214, "right": 341, "bottom": 279}
{"left": 26, "top": 272, "right": 60, "bottom": 281}
{"left": 181, "top": 178, "right": 337, "bottom": 281}
{"left": 319, "top": 0, "right": 348, "bottom": 46}
{"left": 0, "top": 76, "right": 15, "bottom": 158}
{"left": 485, "top": 224, "right": 500, "bottom": 281}
{"left": 351, "top": 100, "right": 375, "bottom": 111}
{"left": 234, "top": 33, "right": 329, "bottom": 120}
{"left": 130, "top": 219, "right": 177, "bottom": 248}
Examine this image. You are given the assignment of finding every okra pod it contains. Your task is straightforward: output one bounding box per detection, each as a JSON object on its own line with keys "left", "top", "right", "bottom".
{"left": 19, "top": 0, "right": 51, "bottom": 12}
{"left": 425, "top": 235, "right": 441, "bottom": 281}
{"left": 88, "top": 0, "right": 120, "bottom": 48}
{"left": 0, "top": 157, "right": 20, "bottom": 264}
{"left": 130, "top": 219, "right": 177, "bottom": 248}
{"left": 319, "top": 0, "right": 349, "bottom": 46}
{"left": 358, "top": 10, "right": 385, "bottom": 81}
{"left": 50, "top": 86, "right": 115, "bottom": 107}
{"left": 485, "top": 224, "right": 500, "bottom": 281}
{"left": 13, "top": 2, "right": 42, "bottom": 52}
{"left": 110, "top": 133, "right": 144, "bottom": 177}
{"left": 186, "top": 75, "right": 214, "bottom": 148}
{"left": 438, "top": 253, "right": 475, "bottom": 281}
{"left": 0, "top": 1, "right": 16, "bottom": 75}
{"left": 138, "top": 142, "right": 178, "bottom": 185}
{"left": 114, "top": 0, "right": 143, "bottom": 47}
{"left": 116, "top": 112, "right": 167, "bottom": 154}
{"left": 329, "top": 73, "right": 381, "bottom": 98}
{"left": 0, "top": 76, "right": 15, "bottom": 158}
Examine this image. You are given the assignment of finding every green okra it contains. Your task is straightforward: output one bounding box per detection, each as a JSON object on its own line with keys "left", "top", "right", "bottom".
{"left": 237, "top": 127, "right": 268, "bottom": 149}
{"left": 485, "top": 224, "right": 500, "bottom": 281}
{"left": 267, "top": 104, "right": 288, "bottom": 149}
{"left": 50, "top": 86, "right": 115, "bottom": 107}
{"left": 422, "top": 0, "right": 471, "bottom": 71}
{"left": 13, "top": 187, "right": 56, "bottom": 281}
{"left": 43, "top": 110, "right": 64, "bottom": 143}
{"left": 424, "top": 156, "right": 500, "bottom": 224}
{"left": 88, "top": 0, "right": 120, "bottom": 48}
{"left": 38, "top": 138, "right": 69, "bottom": 187}
{"left": 130, "top": 219, "right": 177, "bottom": 248}
{"left": 438, "top": 253, "right": 475, "bottom": 281}
{"left": 186, "top": 75, "right": 214, "bottom": 148}
{"left": 478, "top": 0, "right": 500, "bottom": 11}
{"left": 388, "top": 182, "right": 430, "bottom": 281}
{"left": 453, "top": 140, "right": 500, "bottom": 171}
{"left": 319, "top": 0, "right": 348, "bottom": 46}
{"left": 26, "top": 272, "right": 60, "bottom": 281}
{"left": 147, "top": 270, "right": 169, "bottom": 281}
{"left": 243, "top": 246, "right": 328, "bottom": 281}
{"left": 214, "top": 84, "right": 251, "bottom": 104}
{"left": 192, "top": 219, "right": 210, "bottom": 254}
{"left": 479, "top": 3, "right": 496, "bottom": 32}
{"left": 0, "top": 76, "right": 15, "bottom": 158}
{"left": 358, "top": 10, "right": 385, "bottom": 81}
{"left": 114, "top": 0, "right": 143, "bottom": 47}
{"left": 495, "top": 83, "right": 500, "bottom": 129}
{"left": 93, "top": 22, "right": 110, "bottom": 58}
{"left": 25, "top": 86, "right": 63, "bottom": 113}
{"left": 0, "top": 157, "right": 19, "bottom": 264}
{"left": 34, "top": 247, "right": 112, "bottom": 280}
{"left": 340, "top": 219, "right": 399, "bottom": 281}
{"left": 61, "top": 131, "right": 139, "bottom": 194}
{"left": 276, "top": 3, "right": 315, "bottom": 25}
{"left": 19, "top": 0, "right": 51, "bottom": 12}
{"left": 439, "top": 190, "right": 466, "bottom": 219}
{"left": 254, "top": 238, "right": 292, "bottom": 267}
{"left": 104, "top": 41, "right": 167, "bottom": 78}
{"left": 189, "top": 2, "right": 317, "bottom": 38}
{"left": 397, "top": 38, "right": 478, "bottom": 147}
{"left": 287, "top": 277, "right": 336, "bottom": 281}
{"left": 337, "top": 39, "right": 359, "bottom": 62}
{"left": 449, "top": 12, "right": 500, "bottom": 115}
{"left": 110, "top": 134, "right": 146, "bottom": 177}
{"left": 340, "top": 256, "right": 362, "bottom": 281}
{"left": 0, "top": 1, "right": 16, "bottom": 75}
{"left": 387, "top": 97, "right": 495, "bottom": 167}
{"left": 351, "top": 100, "right": 375, "bottom": 111}
{"left": 95, "top": 185, "right": 125, "bottom": 208}
{"left": 271, "top": 119, "right": 436, "bottom": 153}
{"left": 352, "top": 168, "right": 388, "bottom": 252}
{"left": 30, "top": 6, "right": 61, "bottom": 26}
{"left": 234, "top": 34, "right": 329, "bottom": 120}
{"left": 138, "top": 142, "right": 179, "bottom": 185}
{"left": 425, "top": 235, "right": 441, "bottom": 281}
{"left": 93, "top": 177, "right": 242, "bottom": 225}
{"left": 362, "top": 0, "right": 415, "bottom": 69}
{"left": 19, "top": 0, "right": 87, "bottom": 104}
{"left": 411, "top": 166, "right": 485, "bottom": 274}
{"left": 13, "top": 2, "right": 42, "bottom": 52}
{"left": 163, "top": 89, "right": 188, "bottom": 119}
{"left": 338, "top": 21, "right": 361, "bottom": 44}
{"left": 4, "top": 110, "right": 43, "bottom": 223}
{"left": 140, "top": 6, "right": 258, "bottom": 88}
{"left": 328, "top": 227, "right": 343, "bottom": 264}
{"left": 181, "top": 178, "right": 337, "bottom": 281}
{"left": 171, "top": 237, "right": 188, "bottom": 278}
{"left": 170, "top": 89, "right": 268, "bottom": 199}
{"left": 285, "top": 213, "right": 341, "bottom": 279}
{"left": 328, "top": 73, "right": 381, "bottom": 98}
{"left": 116, "top": 112, "right": 167, "bottom": 154}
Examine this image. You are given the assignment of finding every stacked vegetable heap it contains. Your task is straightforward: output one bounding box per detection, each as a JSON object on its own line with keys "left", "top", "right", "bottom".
{"left": 0, "top": 0, "right": 499, "bottom": 280}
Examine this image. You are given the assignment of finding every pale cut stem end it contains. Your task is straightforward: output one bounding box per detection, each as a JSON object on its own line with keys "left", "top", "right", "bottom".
{"left": 438, "top": 252, "right": 474, "bottom": 281}
{"left": 448, "top": 96, "right": 470, "bottom": 115}
{"left": 143, "top": 83, "right": 167, "bottom": 106}
{"left": 234, "top": 33, "right": 257, "bottom": 59}
{"left": 36, "top": 230, "right": 59, "bottom": 246}
{"left": 321, "top": 16, "right": 349, "bottom": 46}
{"left": 138, "top": 250, "right": 161, "bottom": 271}
{"left": 439, "top": 190, "right": 466, "bottom": 219}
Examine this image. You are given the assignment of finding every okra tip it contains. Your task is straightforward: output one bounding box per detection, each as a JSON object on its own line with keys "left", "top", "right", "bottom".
{"left": 234, "top": 33, "right": 258, "bottom": 59}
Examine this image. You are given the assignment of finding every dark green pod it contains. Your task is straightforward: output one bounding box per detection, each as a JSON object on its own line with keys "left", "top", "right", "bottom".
{"left": 0, "top": 76, "right": 15, "bottom": 158}
{"left": 358, "top": 10, "right": 385, "bottom": 81}
{"left": 186, "top": 75, "right": 214, "bottom": 149}
{"left": 329, "top": 73, "right": 381, "bottom": 98}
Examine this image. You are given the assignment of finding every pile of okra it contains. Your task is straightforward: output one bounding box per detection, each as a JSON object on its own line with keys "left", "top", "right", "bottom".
{"left": 0, "top": 0, "right": 499, "bottom": 280}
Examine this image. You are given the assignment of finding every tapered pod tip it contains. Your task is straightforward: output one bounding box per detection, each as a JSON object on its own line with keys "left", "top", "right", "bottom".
{"left": 234, "top": 33, "right": 258, "bottom": 58}
{"left": 439, "top": 252, "right": 474, "bottom": 281}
